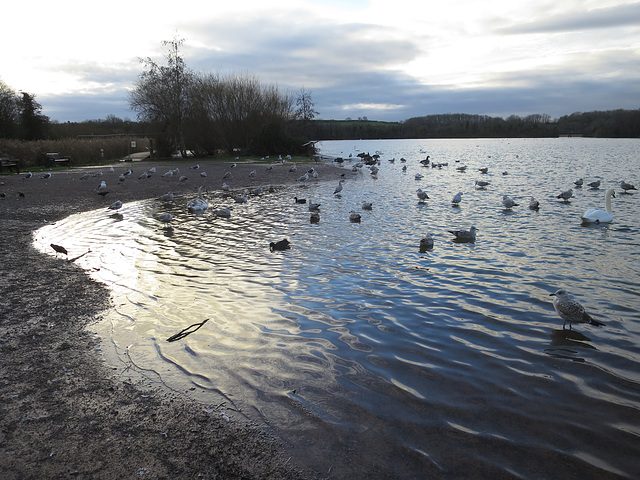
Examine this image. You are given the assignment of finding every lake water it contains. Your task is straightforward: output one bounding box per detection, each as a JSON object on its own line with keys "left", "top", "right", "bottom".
{"left": 35, "top": 138, "right": 640, "bottom": 478}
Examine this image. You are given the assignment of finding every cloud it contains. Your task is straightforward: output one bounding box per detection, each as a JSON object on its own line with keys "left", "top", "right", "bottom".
{"left": 499, "top": 2, "right": 640, "bottom": 34}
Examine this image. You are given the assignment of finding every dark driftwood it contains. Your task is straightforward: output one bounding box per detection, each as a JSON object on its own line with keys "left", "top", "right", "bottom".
{"left": 166, "top": 318, "right": 210, "bottom": 342}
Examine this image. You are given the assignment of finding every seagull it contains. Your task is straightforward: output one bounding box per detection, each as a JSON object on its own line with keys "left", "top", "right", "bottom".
{"left": 162, "top": 170, "right": 174, "bottom": 178}
{"left": 417, "top": 189, "right": 429, "bottom": 201}
{"left": 289, "top": 164, "right": 297, "bottom": 173}
{"left": 334, "top": 180, "right": 345, "bottom": 195}
{"left": 529, "top": 197, "right": 540, "bottom": 210}
{"left": 97, "top": 181, "right": 108, "bottom": 195}
{"left": 620, "top": 181, "right": 637, "bottom": 193}
{"left": 574, "top": 178, "right": 584, "bottom": 187}
{"left": 349, "top": 211, "right": 361, "bottom": 222}
{"left": 478, "top": 167, "right": 489, "bottom": 174}
{"left": 223, "top": 171, "right": 231, "bottom": 179}
{"left": 108, "top": 200, "right": 123, "bottom": 210}
{"left": 148, "top": 167, "right": 156, "bottom": 174}
{"left": 50, "top": 243, "right": 68, "bottom": 257}
{"left": 200, "top": 171, "right": 207, "bottom": 177}
{"left": 138, "top": 172, "right": 149, "bottom": 179}
{"left": 587, "top": 180, "right": 601, "bottom": 189}
{"left": 270, "top": 239, "right": 291, "bottom": 251}
{"left": 80, "top": 173, "right": 91, "bottom": 180}
{"left": 475, "top": 180, "right": 490, "bottom": 189}
{"left": 190, "top": 164, "right": 200, "bottom": 170}
{"left": 419, "top": 233, "right": 434, "bottom": 251}
{"left": 157, "top": 213, "right": 173, "bottom": 222}
{"left": 178, "top": 175, "right": 188, "bottom": 182}
{"left": 249, "top": 170, "right": 257, "bottom": 177}
{"left": 222, "top": 182, "right": 230, "bottom": 191}
{"left": 414, "top": 173, "right": 424, "bottom": 180}
{"left": 557, "top": 189, "right": 573, "bottom": 202}
{"left": 310, "top": 211, "right": 320, "bottom": 223}
{"left": 159, "top": 191, "right": 174, "bottom": 202}
{"left": 187, "top": 186, "right": 208, "bottom": 214}
{"left": 362, "top": 201, "right": 373, "bottom": 210}
{"left": 23, "top": 172, "right": 33, "bottom": 179}
{"left": 308, "top": 202, "right": 321, "bottom": 211}
{"left": 41, "top": 172, "right": 52, "bottom": 179}
{"left": 251, "top": 186, "right": 263, "bottom": 195}
{"left": 449, "top": 226, "right": 478, "bottom": 242}
{"left": 234, "top": 195, "right": 248, "bottom": 203}
{"left": 231, "top": 163, "right": 237, "bottom": 168}
{"left": 119, "top": 174, "right": 126, "bottom": 182}
{"left": 452, "top": 191, "right": 463, "bottom": 205}
{"left": 298, "top": 173, "right": 309, "bottom": 182}
{"left": 549, "top": 289, "right": 606, "bottom": 330}
{"left": 213, "top": 206, "right": 231, "bottom": 218}
{"left": 502, "top": 195, "right": 518, "bottom": 209}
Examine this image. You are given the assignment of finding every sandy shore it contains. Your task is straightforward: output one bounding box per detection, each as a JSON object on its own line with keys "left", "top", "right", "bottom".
{"left": 0, "top": 158, "right": 348, "bottom": 479}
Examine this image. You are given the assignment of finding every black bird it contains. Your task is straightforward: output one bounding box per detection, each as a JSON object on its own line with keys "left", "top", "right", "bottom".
{"left": 294, "top": 197, "right": 306, "bottom": 204}
{"left": 18, "top": 191, "right": 25, "bottom": 198}
{"left": 269, "top": 239, "right": 291, "bottom": 252}
{"left": 50, "top": 243, "right": 68, "bottom": 256}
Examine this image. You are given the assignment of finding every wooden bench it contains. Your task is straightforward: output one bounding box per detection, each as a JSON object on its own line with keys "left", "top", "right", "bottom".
{"left": 0, "top": 156, "right": 20, "bottom": 173}
{"left": 43, "top": 152, "right": 71, "bottom": 168}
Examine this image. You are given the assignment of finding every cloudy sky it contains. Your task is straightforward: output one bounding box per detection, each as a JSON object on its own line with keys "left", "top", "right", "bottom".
{"left": 3, "top": 0, "right": 639, "bottom": 123}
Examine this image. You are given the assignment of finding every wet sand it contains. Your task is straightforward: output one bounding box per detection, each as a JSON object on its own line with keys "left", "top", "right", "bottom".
{"left": 0, "top": 159, "right": 346, "bottom": 479}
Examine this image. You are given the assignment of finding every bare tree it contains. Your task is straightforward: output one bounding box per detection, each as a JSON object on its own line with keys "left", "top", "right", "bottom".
{"left": 129, "top": 36, "right": 194, "bottom": 157}
{"left": 295, "top": 87, "right": 318, "bottom": 121}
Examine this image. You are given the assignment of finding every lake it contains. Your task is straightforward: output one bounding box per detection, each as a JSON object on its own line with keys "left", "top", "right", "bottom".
{"left": 35, "top": 138, "right": 640, "bottom": 478}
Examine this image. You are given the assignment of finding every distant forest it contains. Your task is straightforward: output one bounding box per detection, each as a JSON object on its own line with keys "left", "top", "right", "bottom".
{"left": 306, "top": 109, "right": 640, "bottom": 140}
{"left": 46, "top": 108, "right": 640, "bottom": 142}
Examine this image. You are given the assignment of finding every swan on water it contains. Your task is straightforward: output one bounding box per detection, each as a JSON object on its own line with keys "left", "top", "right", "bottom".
{"left": 187, "top": 186, "right": 208, "bottom": 214}
{"left": 581, "top": 189, "right": 615, "bottom": 224}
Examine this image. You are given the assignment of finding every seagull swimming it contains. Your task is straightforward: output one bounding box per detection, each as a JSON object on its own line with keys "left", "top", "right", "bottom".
{"left": 557, "top": 189, "right": 573, "bottom": 202}
{"left": 581, "top": 189, "right": 615, "bottom": 224}
{"left": 349, "top": 211, "right": 362, "bottom": 223}
{"left": 361, "top": 201, "right": 373, "bottom": 210}
{"left": 549, "top": 289, "right": 606, "bottom": 330}
{"left": 502, "top": 195, "right": 518, "bottom": 209}
{"left": 419, "top": 233, "right": 434, "bottom": 251}
{"left": 159, "top": 191, "right": 174, "bottom": 202}
{"left": 308, "top": 202, "right": 321, "bottom": 211}
{"left": 448, "top": 226, "right": 477, "bottom": 242}
{"left": 529, "top": 197, "right": 540, "bottom": 210}
{"left": 620, "top": 181, "right": 636, "bottom": 193}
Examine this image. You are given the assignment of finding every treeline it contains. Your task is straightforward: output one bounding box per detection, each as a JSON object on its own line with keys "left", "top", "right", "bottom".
{"left": 309, "top": 109, "right": 640, "bottom": 140}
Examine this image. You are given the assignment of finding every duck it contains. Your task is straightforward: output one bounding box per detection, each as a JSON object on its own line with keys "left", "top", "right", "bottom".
{"left": 270, "top": 239, "right": 291, "bottom": 251}
{"left": 349, "top": 211, "right": 361, "bottom": 223}
{"left": 581, "top": 189, "right": 615, "bottom": 224}
{"left": 449, "top": 226, "right": 478, "bottom": 243}
{"left": 187, "top": 186, "right": 208, "bottom": 214}
{"left": 294, "top": 196, "right": 306, "bottom": 204}
{"left": 310, "top": 212, "right": 320, "bottom": 223}
{"left": 361, "top": 201, "right": 373, "bottom": 210}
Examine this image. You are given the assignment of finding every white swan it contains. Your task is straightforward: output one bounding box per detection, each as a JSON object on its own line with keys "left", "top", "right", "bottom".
{"left": 581, "top": 189, "right": 615, "bottom": 224}
{"left": 187, "top": 186, "right": 208, "bottom": 214}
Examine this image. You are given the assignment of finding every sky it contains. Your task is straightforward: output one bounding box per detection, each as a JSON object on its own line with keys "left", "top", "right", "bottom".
{"left": 3, "top": 0, "right": 640, "bottom": 123}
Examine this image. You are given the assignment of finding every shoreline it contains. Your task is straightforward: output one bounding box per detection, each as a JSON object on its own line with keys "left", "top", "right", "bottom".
{"left": 0, "top": 159, "right": 348, "bottom": 479}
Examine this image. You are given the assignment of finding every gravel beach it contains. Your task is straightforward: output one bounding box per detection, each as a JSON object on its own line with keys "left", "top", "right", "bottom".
{"left": 0, "top": 158, "right": 346, "bottom": 479}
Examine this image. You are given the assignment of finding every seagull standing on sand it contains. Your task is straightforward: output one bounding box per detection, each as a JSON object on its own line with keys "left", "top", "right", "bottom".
{"left": 549, "top": 289, "right": 606, "bottom": 330}
{"left": 97, "top": 181, "right": 108, "bottom": 195}
{"left": 557, "top": 189, "right": 573, "bottom": 202}
{"left": 41, "top": 172, "right": 52, "bottom": 179}
{"left": 23, "top": 172, "right": 33, "bottom": 179}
